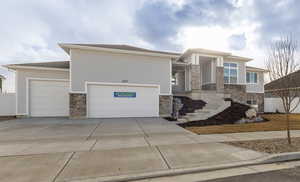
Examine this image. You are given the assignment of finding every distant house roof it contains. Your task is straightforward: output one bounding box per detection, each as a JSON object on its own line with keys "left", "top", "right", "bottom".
{"left": 265, "top": 69, "right": 300, "bottom": 91}
{"left": 59, "top": 43, "right": 181, "bottom": 57}
{"left": 246, "top": 66, "right": 269, "bottom": 72}
{"left": 5, "top": 61, "right": 69, "bottom": 70}
{"left": 0, "top": 74, "right": 5, "bottom": 80}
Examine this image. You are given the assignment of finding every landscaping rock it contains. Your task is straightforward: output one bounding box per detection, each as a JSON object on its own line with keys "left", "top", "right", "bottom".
{"left": 236, "top": 116, "right": 265, "bottom": 124}
{"left": 246, "top": 108, "right": 257, "bottom": 119}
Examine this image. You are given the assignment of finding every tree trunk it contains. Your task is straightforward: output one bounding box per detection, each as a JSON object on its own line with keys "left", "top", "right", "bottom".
{"left": 286, "top": 113, "right": 292, "bottom": 144}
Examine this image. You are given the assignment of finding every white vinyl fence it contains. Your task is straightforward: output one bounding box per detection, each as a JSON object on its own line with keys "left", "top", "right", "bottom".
{"left": 0, "top": 93, "right": 16, "bottom": 116}
{"left": 264, "top": 97, "right": 300, "bottom": 113}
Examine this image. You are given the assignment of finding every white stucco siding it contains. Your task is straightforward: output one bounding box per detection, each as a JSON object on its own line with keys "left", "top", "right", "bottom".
{"left": 70, "top": 49, "right": 172, "bottom": 94}
{"left": 0, "top": 93, "right": 15, "bottom": 116}
{"left": 246, "top": 71, "right": 264, "bottom": 93}
{"left": 16, "top": 69, "right": 69, "bottom": 115}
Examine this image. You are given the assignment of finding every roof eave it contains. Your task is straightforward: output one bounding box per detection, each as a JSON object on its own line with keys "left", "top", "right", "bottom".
{"left": 225, "top": 56, "right": 253, "bottom": 62}
{"left": 59, "top": 43, "right": 180, "bottom": 58}
{"left": 4, "top": 65, "right": 69, "bottom": 72}
{"left": 246, "top": 67, "right": 269, "bottom": 72}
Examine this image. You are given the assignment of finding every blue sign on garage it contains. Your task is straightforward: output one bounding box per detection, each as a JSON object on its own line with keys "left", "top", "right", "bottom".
{"left": 114, "top": 92, "right": 136, "bottom": 98}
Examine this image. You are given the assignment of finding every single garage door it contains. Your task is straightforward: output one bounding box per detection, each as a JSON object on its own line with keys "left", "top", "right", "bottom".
{"left": 29, "top": 79, "right": 69, "bottom": 117}
{"left": 87, "top": 83, "right": 159, "bottom": 118}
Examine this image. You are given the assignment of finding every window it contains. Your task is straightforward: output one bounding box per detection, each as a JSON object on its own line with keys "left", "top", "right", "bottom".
{"left": 224, "top": 63, "right": 237, "bottom": 84}
{"left": 172, "top": 74, "right": 178, "bottom": 85}
{"left": 246, "top": 72, "right": 258, "bottom": 84}
{"left": 247, "top": 99, "right": 257, "bottom": 105}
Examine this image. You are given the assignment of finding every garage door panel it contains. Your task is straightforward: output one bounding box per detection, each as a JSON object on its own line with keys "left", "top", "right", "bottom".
{"left": 29, "top": 80, "right": 69, "bottom": 117}
{"left": 88, "top": 84, "right": 159, "bottom": 118}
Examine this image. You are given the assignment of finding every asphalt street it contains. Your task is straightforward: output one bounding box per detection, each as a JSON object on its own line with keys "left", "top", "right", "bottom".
{"left": 204, "top": 167, "right": 300, "bottom": 182}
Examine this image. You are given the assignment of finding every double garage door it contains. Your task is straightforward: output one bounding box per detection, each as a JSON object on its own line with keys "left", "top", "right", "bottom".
{"left": 87, "top": 84, "right": 159, "bottom": 118}
{"left": 28, "top": 80, "right": 159, "bottom": 117}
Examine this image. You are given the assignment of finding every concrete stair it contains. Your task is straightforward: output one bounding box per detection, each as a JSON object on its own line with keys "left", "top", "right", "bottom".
{"left": 180, "top": 92, "right": 231, "bottom": 122}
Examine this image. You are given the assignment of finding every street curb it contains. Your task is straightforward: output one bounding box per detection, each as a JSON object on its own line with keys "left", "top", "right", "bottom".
{"left": 261, "top": 151, "right": 300, "bottom": 164}
{"left": 65, "top": 152, "right": 300, "bottom": 182}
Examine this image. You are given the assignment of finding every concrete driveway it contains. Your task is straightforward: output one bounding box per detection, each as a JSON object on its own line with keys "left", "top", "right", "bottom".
{"left": 0, "top": 118, "right": 265, "bottom": 182}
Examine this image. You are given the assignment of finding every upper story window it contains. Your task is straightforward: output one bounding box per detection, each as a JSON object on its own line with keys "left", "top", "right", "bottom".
{"left": 246, "top": 72, "right": 258, "bottom": 84}
{"left": 224, "top": 63, "right": 237, "bottom": 84}
{"left": 172, "top": 74, "right": 178, "bottom": 85}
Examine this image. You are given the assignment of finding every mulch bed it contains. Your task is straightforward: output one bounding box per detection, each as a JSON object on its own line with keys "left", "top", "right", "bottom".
{"left": 225, "top": 137, "right": 300, "bottom": 154}
{"left": 179, "top": 99, "right": 251, "bottom": 127}
{"left": 174, "top": 96, "right": 206, "bottom": 116}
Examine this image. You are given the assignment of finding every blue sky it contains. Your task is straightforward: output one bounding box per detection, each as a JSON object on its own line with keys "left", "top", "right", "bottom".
{"left": 0, "top": 0, "right": 299, "bottom": 92}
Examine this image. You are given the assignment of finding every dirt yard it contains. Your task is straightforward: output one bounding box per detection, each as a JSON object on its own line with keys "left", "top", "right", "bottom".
{"left": 184, "top": 114, "right": 300, "bottom": 134}
{"left": 225, "top": 137, "right": 300, "bottom": 154}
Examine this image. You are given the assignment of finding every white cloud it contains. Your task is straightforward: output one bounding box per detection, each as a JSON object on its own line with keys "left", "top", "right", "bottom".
{"left": 1, "top": 0, "right": 299, "bottom": 91}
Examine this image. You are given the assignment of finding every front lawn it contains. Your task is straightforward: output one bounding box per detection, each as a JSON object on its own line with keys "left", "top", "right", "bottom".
{"left": 184, "top": 114, "right": 300, "bottom": 134}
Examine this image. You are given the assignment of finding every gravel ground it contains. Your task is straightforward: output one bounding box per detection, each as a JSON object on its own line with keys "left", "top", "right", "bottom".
{"left": 225, "top": 137, "right": 300, "bottom": 154}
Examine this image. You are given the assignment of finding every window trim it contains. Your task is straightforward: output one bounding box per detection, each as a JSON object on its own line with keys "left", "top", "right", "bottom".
{"left": 224, "top": 62, "right": 238, "bottom": 84}
{"left": 246, "top": 71, "right": 258, "bottom": 84}
{"left": 246, "top": 99, "right": 257, "bottom": 105}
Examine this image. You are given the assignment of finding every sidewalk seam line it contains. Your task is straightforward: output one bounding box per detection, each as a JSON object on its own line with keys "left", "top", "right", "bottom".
{"left": 135, "top": 118, "right": 149, "bottom": 137}
{"left": 155, "top": 146, "right": 171, "bottom": 169}
{"left": 89, "top": 139, "right": 98, "bottom": 151}
{"left": 143, "top": 136, "right": 151, "bottom": 147}
{"left": 86, "top": 121, "right": 101, "bottom": 140}
{"left": 52, "top": 152, "right": 75, "bottom": 182}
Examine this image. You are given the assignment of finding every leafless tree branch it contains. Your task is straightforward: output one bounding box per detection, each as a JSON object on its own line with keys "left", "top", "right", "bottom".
{"left": 265, "top": 34, "right": 299, "bottom": 144}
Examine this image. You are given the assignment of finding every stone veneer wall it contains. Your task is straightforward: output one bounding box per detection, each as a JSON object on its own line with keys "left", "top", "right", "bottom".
{"left": 224, "top": 84, "right": 247, "bottom": 103}
{"left": 159, "top": 95, "right": 173, "bottom": 117}
{"left": 202, "top": 83, "right": 216, "bottom": 90}
{"left": 216, "top": 67, "right": 224, "bottom": 93}
{"left": 246, "top": 93, "right": 264, "bottom": 113}
{"left": 191, "top": 65, "right": 201, "bottom": 91}
{"left": 70, "top": 93, "right": 87, "bottom": 119}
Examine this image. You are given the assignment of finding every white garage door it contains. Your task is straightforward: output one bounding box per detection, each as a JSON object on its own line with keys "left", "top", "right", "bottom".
{"left": 87, "top": 83, "right": 159, "bottom": 118}
{"left": 29, "top": 80, "right": 69, "bottom": 117}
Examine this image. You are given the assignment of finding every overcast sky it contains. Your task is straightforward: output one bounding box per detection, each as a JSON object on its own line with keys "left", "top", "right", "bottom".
{"left": 1, "top": 0, "right": 299, "bottom": 92}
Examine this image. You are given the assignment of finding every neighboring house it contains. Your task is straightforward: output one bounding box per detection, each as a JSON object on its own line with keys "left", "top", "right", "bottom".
{"left": 0, "top": 74, "right": 5, "bottom": 93}
{"left": 4, "top": 44, "right": 266, "bottom": 119}
{"left": 264, "top": 70, "right": 300, "bottom": 113}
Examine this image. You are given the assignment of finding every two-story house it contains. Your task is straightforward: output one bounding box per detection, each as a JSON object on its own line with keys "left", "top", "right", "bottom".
{"left": 4, "top": 44, "right": 267, "bottom": 119}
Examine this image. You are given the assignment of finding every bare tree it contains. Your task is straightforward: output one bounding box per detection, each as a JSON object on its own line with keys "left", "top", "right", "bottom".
{"left": 265, "top": 35, "right": 300, "bottom": 144}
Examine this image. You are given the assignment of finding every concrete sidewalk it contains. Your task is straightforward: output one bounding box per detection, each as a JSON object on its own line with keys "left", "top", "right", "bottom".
{"left": 0, "top": 118, "right": 295, "bottom": 182}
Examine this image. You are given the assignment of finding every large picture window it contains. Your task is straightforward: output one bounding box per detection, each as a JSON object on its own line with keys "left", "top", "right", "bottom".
{"left": 224, "top": 63, "right": 237, "bottom": 84}
{"left": 246, "top": 72, "right": 258, "bottom": 84}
